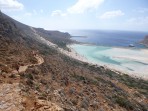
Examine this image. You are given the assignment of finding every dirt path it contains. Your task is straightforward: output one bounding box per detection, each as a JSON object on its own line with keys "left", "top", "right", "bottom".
{"left": 33, "top": 55, "right": 44, "bottom": 65}
{"left": 11, "top": 55, "right": 44, "bottom": 74}
{"left": 18, "top": 55, "right": 44, "bottom": 73}
{"left": 0, "top": 55, "right": 44, "bottom": 111}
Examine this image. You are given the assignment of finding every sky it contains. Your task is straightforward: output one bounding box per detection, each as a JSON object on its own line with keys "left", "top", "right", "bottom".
{"left": 0, "top": 0, "right": 148, "bottom": 32}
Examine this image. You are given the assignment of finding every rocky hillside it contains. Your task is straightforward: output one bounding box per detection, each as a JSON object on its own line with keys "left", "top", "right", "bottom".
{"left": 0, "top": 11, "right": 148, "bottom": 111}
{"left": 0, "top": 11, "right": 36, "bottom": 72}
{"left": 141, "top": 35, "right": 148, "bottom": 47}
{"left": 0, "top": 11, "right": 73, "bottom": 72}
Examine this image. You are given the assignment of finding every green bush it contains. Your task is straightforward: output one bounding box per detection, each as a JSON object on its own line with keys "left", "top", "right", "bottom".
{"left": 113, "top": 95, "right": 134, "bottom": 110}
{"left": 26, "top": 73, "right": 34, "bottom": 80}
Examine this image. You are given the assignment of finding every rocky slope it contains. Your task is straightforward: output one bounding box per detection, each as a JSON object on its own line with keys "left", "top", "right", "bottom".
{"left": 0, "top": 11, "right": 148, "bottom": 111}
{"left": 141, "top": 35, "right": 148, "bottom": 47}
{"left": 0, "top": 11, "right": 73, "bottom": 72}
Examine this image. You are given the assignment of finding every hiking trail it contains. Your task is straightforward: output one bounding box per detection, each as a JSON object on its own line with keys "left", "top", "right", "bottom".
{"left": 0, "top": 54, "right": 44, "bottom": 111}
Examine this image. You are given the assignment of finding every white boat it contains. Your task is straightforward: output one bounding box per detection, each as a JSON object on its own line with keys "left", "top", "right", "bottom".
{"left": 129, "top": 44, "right": 135, "bottom": 47}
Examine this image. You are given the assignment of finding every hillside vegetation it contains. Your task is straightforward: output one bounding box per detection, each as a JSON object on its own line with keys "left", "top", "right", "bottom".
{"left": 0, "top": 11, "right": 148, "bottom": 111}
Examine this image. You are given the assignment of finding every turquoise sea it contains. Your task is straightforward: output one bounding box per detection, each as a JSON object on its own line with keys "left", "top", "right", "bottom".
{"left": 69, "top": 30, "right": 148, "bottom": 78}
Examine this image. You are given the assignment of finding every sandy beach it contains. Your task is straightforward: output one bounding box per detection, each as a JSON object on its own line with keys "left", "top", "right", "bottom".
{"left": 58, "top": 45, "right": 89, "bottom": 63}
{"left": 63, "top": 44, "right": 148, "bottom": 80}
{"left": 37, "top": 31, "right": 148, "bottom": 80}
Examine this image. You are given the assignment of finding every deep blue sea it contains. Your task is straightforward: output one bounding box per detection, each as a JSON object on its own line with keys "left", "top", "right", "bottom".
{"left": 68, "top": 30, "right": 148, "bottom": 48}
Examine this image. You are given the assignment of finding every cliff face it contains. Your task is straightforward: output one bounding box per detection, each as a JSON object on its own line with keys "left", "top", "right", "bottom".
{"left": 0, "top": 11, "right": 148, "bottom": 111}
{"left": 141, "top": 35, "right": 148, "bottom": 46}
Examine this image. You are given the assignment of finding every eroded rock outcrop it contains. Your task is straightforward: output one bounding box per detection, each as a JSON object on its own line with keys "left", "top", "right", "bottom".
{"left": 0, "top": 83, "right": 24, "bottom": 111}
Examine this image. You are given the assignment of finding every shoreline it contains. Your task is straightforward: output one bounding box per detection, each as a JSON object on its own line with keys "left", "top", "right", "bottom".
{"left": 62, "top": 44, "right": 148, "bottom": 80}
{"left": 58, "top": 44, "right": 89, "bottom": 63}
{"left": 40, "top": 31, "right": 148, "bottom": 80}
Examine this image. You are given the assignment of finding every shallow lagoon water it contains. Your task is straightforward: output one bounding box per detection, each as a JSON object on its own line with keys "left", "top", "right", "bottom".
{"left": 71, "top": 44, "right": 148, "bottom": 79}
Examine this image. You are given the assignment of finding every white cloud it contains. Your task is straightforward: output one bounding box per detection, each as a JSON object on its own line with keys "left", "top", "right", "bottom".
{"left": 67, "top": 0, "right": 104, "bottom": 14}
{"left": 100, "top": 10, "right": 124, "bottom": 19}
{"left": 121, "top": 16, "right": 148, "bottom": 31}
{"left": 24, "top": 12, "right": 32, "bottom": 16}
{"left": 32, "top": 9, "right": 44, "bottom": 15}
{"left": 40, "top": 9, "right": 43, "bottom": 13}
{"left": 137, "top": 8, "right": 148, "bottom": 13}
{"left": 0, "top": 0, "right": 24, "bottom": 10}
{"left": 33, "top": 9, "right": 37, "bottom": 15}
{"left": 51, "top": 10, "right": 67, "bottom": 17}
{"left": 127, "top": 16, "right": 148, "bottom": 25}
